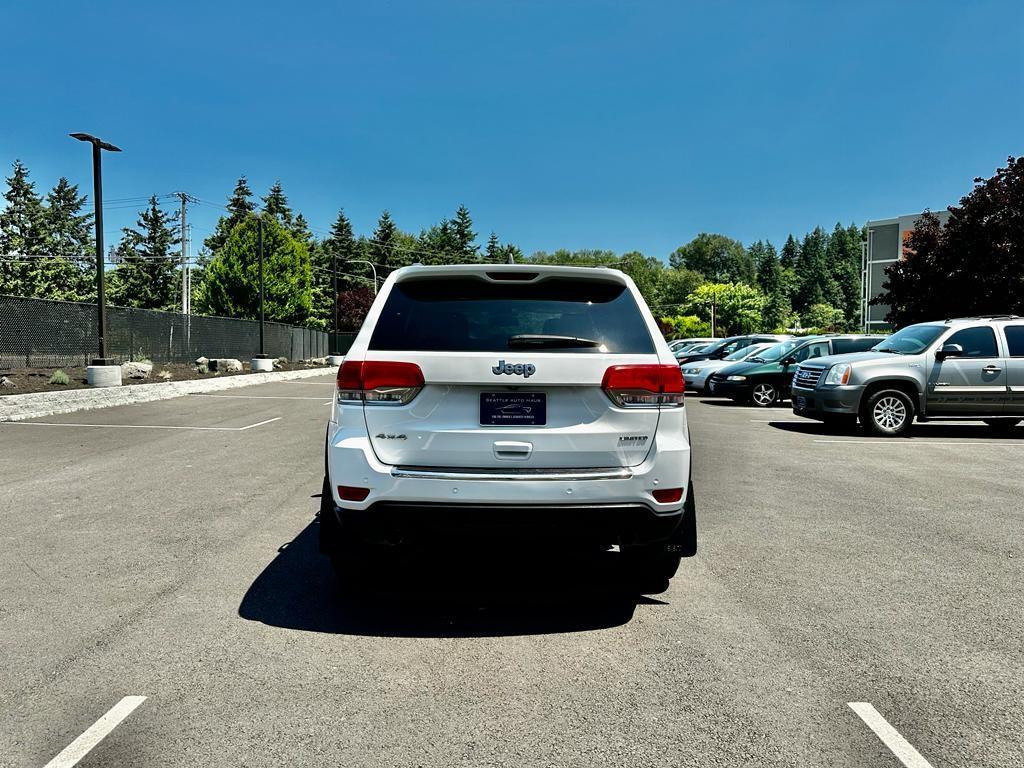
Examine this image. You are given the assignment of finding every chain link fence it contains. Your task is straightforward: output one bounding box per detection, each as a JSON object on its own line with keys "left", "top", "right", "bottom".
{"left": 0, "top": 294, "right": 352, "bottom": 369}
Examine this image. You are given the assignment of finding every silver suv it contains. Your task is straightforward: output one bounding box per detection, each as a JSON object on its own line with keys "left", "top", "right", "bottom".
{"left": 791, "top": 316, "right": 1024, "bottom": 436}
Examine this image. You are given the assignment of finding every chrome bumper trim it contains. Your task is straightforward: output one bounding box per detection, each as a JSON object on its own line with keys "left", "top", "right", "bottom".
{"left": 390, "top": 466, "right": 634, "bottom": 481}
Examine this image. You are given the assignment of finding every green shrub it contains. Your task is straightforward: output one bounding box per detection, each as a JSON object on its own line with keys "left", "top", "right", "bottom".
{"left": 49, "top": 370, "right": 70, "bottom": 385}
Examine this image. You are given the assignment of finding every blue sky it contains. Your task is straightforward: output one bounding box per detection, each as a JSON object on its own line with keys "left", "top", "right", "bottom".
{"left": 2, "top": 0, "right": 1022, "bottom": 260}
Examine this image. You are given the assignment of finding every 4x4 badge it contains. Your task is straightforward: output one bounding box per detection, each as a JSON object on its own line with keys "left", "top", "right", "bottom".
{"left": 492, "top": 360, "right": 536, "bottom": 378}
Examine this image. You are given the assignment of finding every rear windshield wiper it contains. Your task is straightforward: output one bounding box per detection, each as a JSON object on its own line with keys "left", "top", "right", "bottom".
{"left": 507, "top": 334, "right": 603, "bottom": 348}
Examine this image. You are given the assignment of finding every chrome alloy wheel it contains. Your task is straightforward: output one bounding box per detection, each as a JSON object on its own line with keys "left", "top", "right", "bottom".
{"left": 872, "top": 395, "right": 907, "bottom": 432}
{"left": 751, "top": 383, "right": 777, "bottom": 407}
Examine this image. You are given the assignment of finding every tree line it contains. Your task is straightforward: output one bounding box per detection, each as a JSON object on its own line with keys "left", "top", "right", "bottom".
{"left": 0, "top": 160, "right": 870, "bottom": 334}
{"left": 5, "top": 155, "right": 1020, "bottom": 334}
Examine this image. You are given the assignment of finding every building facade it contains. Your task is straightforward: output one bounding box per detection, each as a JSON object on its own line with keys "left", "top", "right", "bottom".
{"left": 861, "top": 210, "right": 950, "bottom": 330}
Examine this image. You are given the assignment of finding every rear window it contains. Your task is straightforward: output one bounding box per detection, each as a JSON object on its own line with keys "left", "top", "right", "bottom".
{"left": 832, "top": 337, "right": 881, "bottom": 354}
{"left": 368, "top": 276, "right": 656, "bottom": 353}
{"left": 1004, "top": 325, "right": 1024, "bottom": 357}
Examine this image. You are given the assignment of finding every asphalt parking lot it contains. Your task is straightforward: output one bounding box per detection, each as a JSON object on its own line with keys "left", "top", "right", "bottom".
{"left": 1, "top": 376, "right": 1022, "bottom": 767}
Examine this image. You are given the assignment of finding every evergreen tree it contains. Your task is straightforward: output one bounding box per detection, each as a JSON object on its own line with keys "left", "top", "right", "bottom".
{"left": 416, "top": 220, "right": 458, "bottom": 265}
{"left": 42, "top": 177, "right": 94, "bottom": 300}
{"left": 108, "top": 196, "right": 181, "bottom": 310}
{"left": 292, "top": 213, "right": 314, "bottom": 245}
{"left": 370, "top": 211, "right": 398, "bottom": 271}
{"left": 311, "top": 209, "right": 357, "bottom": 329}
{"left": 498, "top": 243, "right": 523, "bottom": 263}
{"left": 824, "top": 222, "right": 861, "bottom": 326}
{"left": 450, "top": 204, "right": 477, "bottom": 260}
{"left": 794, "top": 227, "right": 828, "bottom": 312}
{"left": 484, "top": 232, "right": 501, "bottom": 262}
{"left": 262, "top": 181, "right": 293, "bottom": 227}
{"left": 0, "top": 160, "right": 48, "bottom": 297}
{"left": 754, "top": 241, "right": 791, "bottom": 330}
{"left": 195, "top": 212, "right": 312, "bottom": 324}
{"left": 779, "top": 234, "right": 800, "bottom": 270}
{"left": 204, "top": 176, "right": 255, "bottom": 254}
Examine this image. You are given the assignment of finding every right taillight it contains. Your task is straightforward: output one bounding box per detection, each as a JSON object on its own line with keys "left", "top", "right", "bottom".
{"left": 602, "top": 364, "right": 685, "bottom": 408}
{"left": 336, "top": 360, "right": 424, "bottom": 405}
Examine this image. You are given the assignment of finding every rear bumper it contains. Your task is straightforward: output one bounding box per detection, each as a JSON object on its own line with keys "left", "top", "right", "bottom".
{"left": 329, "top": 501, "right": 683, "bottom": 546}
{"left": 326, "top": 418, "right": 692, "bottom": 527}
{"left": 790, "top": 384, "right": 864, "bottom": 419}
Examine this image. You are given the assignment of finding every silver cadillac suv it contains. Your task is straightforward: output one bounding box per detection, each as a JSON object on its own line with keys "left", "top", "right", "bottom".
{"left": 790, "top": 316, "right": 1024, "bottom": 436}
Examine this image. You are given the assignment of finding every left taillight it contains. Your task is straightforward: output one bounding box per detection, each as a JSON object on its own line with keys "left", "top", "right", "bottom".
{"left": 601, "top": 364, "right": 685, "bottom": 408}
{"left": 336, "top": 360, "right": 424, "bottom": 406}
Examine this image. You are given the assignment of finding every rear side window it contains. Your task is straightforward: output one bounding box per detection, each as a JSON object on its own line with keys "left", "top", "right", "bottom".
{"left": 796, "top": 341, "right": 831, "bottom": 361}
{"left": 1005, "top": 326, "right": 1024, "bottom": 357}
{"left": 369, "top": 277, "right": 655, "bottom": 353}
{"left": 945, "top": 326, "right": 999, "bottom": 358}
{"left": 832, "top": 338, "right": 879, "bottom": 354}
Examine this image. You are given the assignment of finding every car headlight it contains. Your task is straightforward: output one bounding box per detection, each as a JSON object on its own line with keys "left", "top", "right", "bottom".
{"left": 689, "top": 367, "right": 702, "bottom": 375}
{"left": 824, "top": 363, "right": 852, "bottom": 385}
{"left": 727, "top": 375, "right": 747, "bottom": 382}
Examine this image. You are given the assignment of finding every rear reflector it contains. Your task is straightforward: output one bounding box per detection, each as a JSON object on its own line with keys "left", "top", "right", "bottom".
{"left": 336, "top": 360, "right": 424, "bottom": 405}
{"left": 337, "top": 485, "right": 370, "bottom": 502}
{"left": 652, "top": 487, "right": 683, "bottom": 504}
{"left": 602, "top": 364, "right": 685, "bottom": 408}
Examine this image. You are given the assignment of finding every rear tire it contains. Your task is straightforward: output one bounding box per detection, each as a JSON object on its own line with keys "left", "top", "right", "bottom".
{"left": 318, "top": 474, "right": 368, "bottom": 596}
{"left": 860, "top": 388, "right": 915, "bottom": 437}
{"left": 622, "top": 483, "right": 696, "bottom": 594}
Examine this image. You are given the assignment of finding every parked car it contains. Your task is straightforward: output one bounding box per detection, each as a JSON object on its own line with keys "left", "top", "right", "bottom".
{"left": 674, "top": 334, "right": 793, "bottom": 366}
{"left": 706, "top": 334, "right": 886, "bottom": 406}
{"left": 673, "top": 342, "right": 716, "bottom": 362}
{"left": 791, "top": 316, "right": 1024, "bottom": 435}
{"left": 321, "top": 263, "right": 697, "bottom": 593}
{"left": 668, "top": 337, "right": 718, "bottom": 351}
{"left": 681, "top": 342, "right": 775, "bottom": 393}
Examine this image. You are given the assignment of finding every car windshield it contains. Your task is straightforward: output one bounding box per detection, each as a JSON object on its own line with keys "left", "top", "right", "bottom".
{"left": 751, "top": 339, "right": 802, "bottom": 363}
{"left": 873, "top": 324, "right": 946, "bottom": 354}
{"left": 724, "top": 344, "right": 765, "bottom": 362}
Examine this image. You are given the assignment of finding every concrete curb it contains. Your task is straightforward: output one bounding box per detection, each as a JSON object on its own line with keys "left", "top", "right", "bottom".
{"left": 0, "top": 366, "right": 337, "bottom": 422}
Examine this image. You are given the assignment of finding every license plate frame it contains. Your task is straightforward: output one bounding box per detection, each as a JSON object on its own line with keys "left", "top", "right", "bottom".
{"left": 480, "top": 392, "right": 546, "bottom": 426}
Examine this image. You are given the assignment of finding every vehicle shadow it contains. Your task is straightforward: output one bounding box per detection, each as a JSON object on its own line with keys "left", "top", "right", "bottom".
{"left": 238, "top": 518, "right": 659, "bottom": 638}
{"left": 767, "top": 420, "right": 1024, "bottom": 439}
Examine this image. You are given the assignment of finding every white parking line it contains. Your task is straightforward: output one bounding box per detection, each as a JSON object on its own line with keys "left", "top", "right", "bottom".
{"left": 43, "top": 696, "right": 147, "bottom": 768}
{"left": 4, "top": 417, "right": 281, "bottom": 432}
{"left": 816, "top": 439, "right": 1024, "bottom": 447}
{"left": 848, "top": 702, "right": 935, "bottom": 768}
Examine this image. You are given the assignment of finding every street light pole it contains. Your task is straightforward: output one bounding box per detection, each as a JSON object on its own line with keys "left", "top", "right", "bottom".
{"left": 70, "top": 133, "right": 121, "bottom": 365}
{"left": 348, "top": 259, "right": 378, "bottom": 295}
{"left": 257, "top": 215, "right": 265, "bottom": 357}
{"left": 332, "top": 248, "right": 339, "bottom": 355}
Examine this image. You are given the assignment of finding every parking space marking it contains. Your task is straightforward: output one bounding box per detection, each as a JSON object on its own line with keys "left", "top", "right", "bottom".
{"left": 4, "top": 417, "right": 281, "bottom": 432}
{"left": 848, "top": 702, "right": 935, "bottom": 768}
{"left": 815, "top": 439, "right": 1024, "bottom": 447}
{"left": 43, "top": 696, "right": 146, "bottom": 768}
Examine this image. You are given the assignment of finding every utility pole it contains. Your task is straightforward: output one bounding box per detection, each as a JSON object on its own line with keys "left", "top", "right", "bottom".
{"left": 174, "top": 192, "right": 197, "bottom": 314}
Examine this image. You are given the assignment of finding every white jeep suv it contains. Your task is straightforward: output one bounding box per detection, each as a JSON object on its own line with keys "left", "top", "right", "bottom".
{"left": 320, "top": 264, "right": 696, "bottom": 592}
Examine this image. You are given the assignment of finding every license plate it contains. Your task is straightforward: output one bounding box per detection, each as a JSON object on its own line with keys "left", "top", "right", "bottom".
{"left": 480, "top": 392, "right": 546, "bottom": 426}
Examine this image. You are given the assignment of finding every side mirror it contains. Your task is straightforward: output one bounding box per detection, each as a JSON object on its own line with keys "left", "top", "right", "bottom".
{"left": 936, "top": 343, "right": 963, "bottom": 361}
{"left": 781, "top": 356, "right": 797, "bottom": 366}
